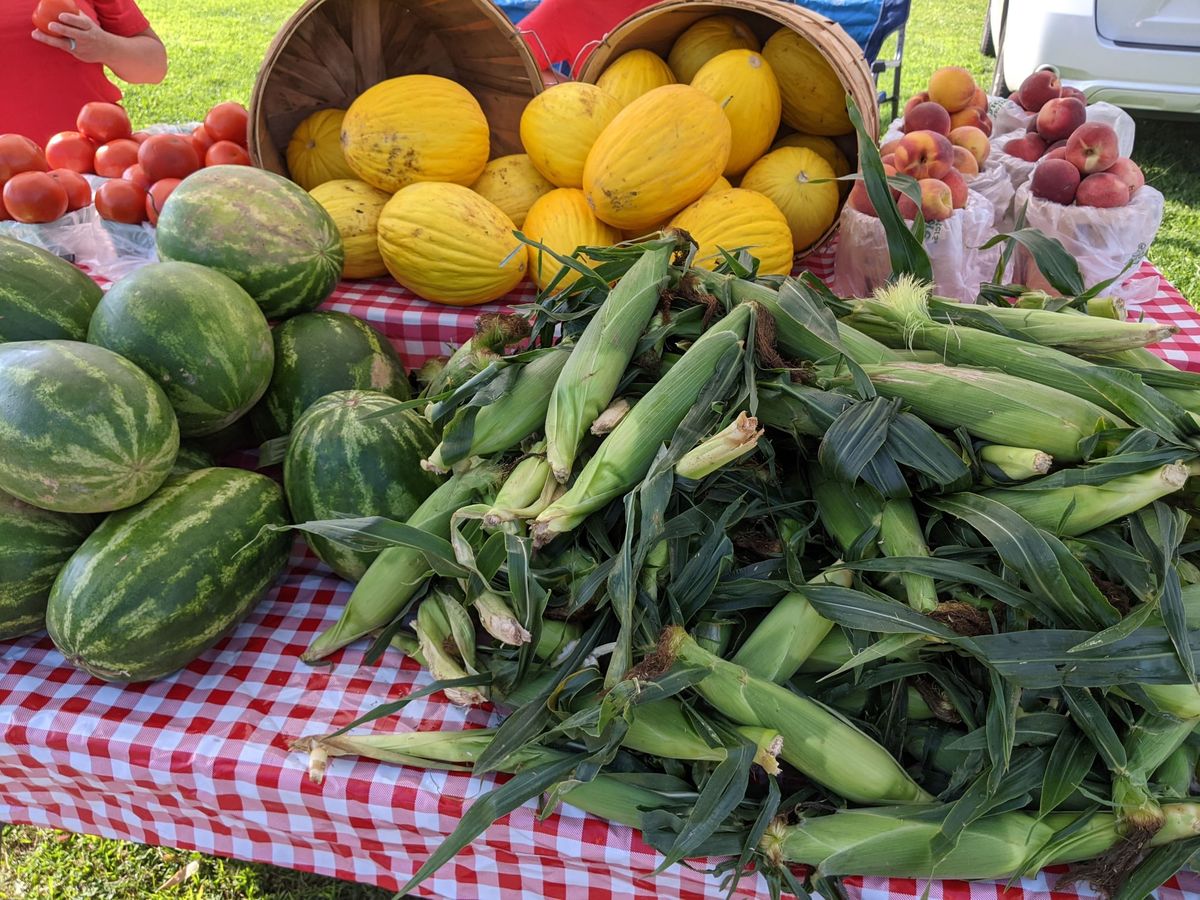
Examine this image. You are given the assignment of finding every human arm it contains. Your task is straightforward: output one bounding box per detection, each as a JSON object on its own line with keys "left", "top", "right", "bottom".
{"left": 31, "top": 12, "right": 167, "bottom": 84}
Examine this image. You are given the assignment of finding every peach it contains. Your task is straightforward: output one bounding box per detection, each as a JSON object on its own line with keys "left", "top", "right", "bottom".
{"left": 949, "top": 106, "right": 989, "bottom": 135}
{"left": 1036, "top": 97, "right": 1086, "bottom": 143}
{"left": 879, "top": 138, "right": 901, "bottom": 157}
{"left": 1010, "top": 89, "right": 1024, "bottom": 109}
{"left": 897, "top": 177, "right": 954, "bottom": 221}
{"left": 1107, "top": 157, "right": 1145, "bottom": 194}
{"left": 1060, "top": 85, "right": 1087, "bottom": 104}
{"left": 1065, "top": 122, "right": 1119, "bottom": 174}
{"left": 1004, "top": 133, "right": 1047, "bottom": 162}
{"left": 1031, "top": 158, "right": 1081, "bottom": 204}
{"left": 968, "top": 86, "right": 989, "bottom": 113}
{"left": 881, "top": 153, "right": 896, "bottom": 167}
{"left": 903, "top": 91, "right": 931, "bottom": 118}
{"left": 904, "top": 101, "right": 952, "bottom": 136}
{"left": 894, "top": 130, "right": 955, "bottom": 179}
{"left": 952, "top": 145, "right": 980, "bottom": 175}
{"left": 1043, "top": 146, "right": 1068, "bottom": 161}
{"left": 941, "top": 167, "right": 968, "bottom": 209}
{"left": 1046, "top": 139, "right": 1068, "bottom": 153}
{"left": 949, "top": 125, "right": 990, "bottom": 168}
{"left": 1018, "top": 70, "right": 1062, "bottom": 112}
{"left": 847, "top": 163, "right": 899, "bottom": 218}
{"left": 928, "top": 66, "right": 977, "bottom": 113}
{"left": 1076, "top": 171, "right": 1130, "bottom": 208}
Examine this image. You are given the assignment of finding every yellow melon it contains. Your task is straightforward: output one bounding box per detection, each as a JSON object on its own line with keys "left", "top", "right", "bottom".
{"left": 583, "top": 84, "right": 731, "bottom": 232}
{"left": 762, "top": 29, "right": 853, "bottom": 136}
{"left": 341, "top": 75, "right": 490, "bottom": 193}
{"left": 596, "top": 50, "right": 677, "bottom": 108}
{"left": 669, "top": 189, "right": 794, "bottom": 275}
{"left": 470, "top": 154, "right": 555, "bottom": 228}
{"left": 691, "top": 49, "right": 782, "bottom": 177}
{"left": 740, "top": 148, "right": 839, "bottom": 252}
{"left": 286, "top": 108, "right": 357, "bottom": 191}
{"left": 623, "top": 176, "right": 734, "bottom": 240}
{"left": 308, "top": 179, "right": 391, "bottom": 279}
{"left": 667, "top": 15, "right": 761, "bottom": 84}
{"left": 520, "top": 83, "right": 623, "bottom": 188}
{"left": 523, "top": 189, "right": 621, "bottom": 291}
{"left": 377, "top": 182, "right": 526, "bottom": 306}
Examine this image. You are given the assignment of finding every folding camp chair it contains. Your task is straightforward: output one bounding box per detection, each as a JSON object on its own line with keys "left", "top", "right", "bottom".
{"left": 788, "top": 0, "right": 913, "bottom": 119}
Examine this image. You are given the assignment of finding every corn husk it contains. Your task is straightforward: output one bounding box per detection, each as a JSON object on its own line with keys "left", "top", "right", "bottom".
{"left": 675, "top": 412, "right": 763, "bottom": 479}
{"left": 979, "top": 445, "right": 1053, "bottom": 481}
{"left": 879, "top": 498, "right": 937, "bottom": 612}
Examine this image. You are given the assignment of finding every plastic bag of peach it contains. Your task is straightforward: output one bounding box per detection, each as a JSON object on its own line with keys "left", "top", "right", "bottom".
{"left": 832, "top": 189, "right": 1002, "bottom": 303}
{"left": 1013, "top": 181, "right": 1165, "bottom": 306}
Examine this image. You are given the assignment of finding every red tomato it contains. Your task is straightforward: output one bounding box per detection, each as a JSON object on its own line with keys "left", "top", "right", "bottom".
{"left": 77, "top": 102, "right": 132, "bottom": 145}
{"left": 205, "top": 140, "right": 251, "bottom": 167}
{"left": 95, "top": 179, "right": 146, "bottom": 224}
{"left": 121, "top": 163, "right": 151, "bottom": 191}
{"left": 31, "top": 0, "right": 77, "bottom": 33}
{"left": 138, "top": 134, "right": 199, "bottom": 183}
{"left": 191, "top": 125, "right": 215, "bottom": 160}
{"left": 203, "top": 102, "right": 249, "bottom": 146}
{"left": 93, "top": 139, "right": 140, "bottom": 178}
{"left": 145, "top": 178, "right": 181, "bottom": 226}
{"left": 46, "top": 168, "right": 91, "bottom": 211}
{"left": 0, "top": 134, "right": 49, "bottom": 181}
{"left": 45, "top": 131, "right": 96, "bottom": 173}
{"left": 130, "top": 131, "right": 151, "bottom": 144}
{"left": 3, "top": 171, "right": 69, "bottom": 224}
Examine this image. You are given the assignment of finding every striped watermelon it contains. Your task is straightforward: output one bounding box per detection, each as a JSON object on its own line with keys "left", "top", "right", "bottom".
{"left": 0, "top": 489, "right": 97, "bottom": 640}
{"left": 46, "top": 467, "right": 291, "bottom": 683}
{"left": 172, "top": 443, "right": 216, "bottom": 475}
{"left": 155, "top": 166, "right": 344, "bottom": 319}
{"left": 0, "top": 236, "right": 102, "bottom": 343}
{"left": 0, "top": 341, "right": 180, "bottom": 514}
{"left": 87, "top": 261, "right": 274, "bottom": 437}
{"left": 250, "top": 311, "right": 410, "bottom": 440}
{"left": 284, "top": 390, "right": 441, "bottom": 581}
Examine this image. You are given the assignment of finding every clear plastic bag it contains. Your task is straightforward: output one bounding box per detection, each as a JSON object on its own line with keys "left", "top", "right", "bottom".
{"left": 965, "top": 161, "right": 1015, "bottom": 232}
{"left": 1012, "top": 182, "right": 1164, "bottom": 306}
{"left": 833, "top": 189, "right": 1000, "bottom": 302}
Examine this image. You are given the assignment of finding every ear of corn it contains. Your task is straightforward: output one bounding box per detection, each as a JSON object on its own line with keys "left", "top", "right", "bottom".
{"left": 1111, "top": 712, "right": 1199, "bottom": 835}
{"left": 810, "top": 467, "right": 883, "bottom": 558}
{"left": 483, "top": 454, "right": 553, "bottom": 527}
{"left": 978, "top": 445, "right": 1053, "bottom": 481}
{"left": 531, "top": 303, "right": 752, "bottom": 546}
{"left": 303, "top": 461, "right": 505, "bottom": 662}
{"left": 980, "top": 464, "right": 1188, "bottom": 537}
{"left": 414, "top": 593, "right": 488, "bottom": 706}
{"left": 545, "top": 244, "right": 672, "bottom": 482}
{"left": 674, "top": 411, "right": 763, "bottom": 479}
{"left": 471, "top": 589, "right": 532, "bottom": 647}
{"left": 879, "top": 498, "right": 937, "bottom": 612}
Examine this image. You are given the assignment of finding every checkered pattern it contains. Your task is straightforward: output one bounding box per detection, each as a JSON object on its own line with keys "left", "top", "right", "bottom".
{"left": 3, "top": 252, "right": 1197, "bottom": 897}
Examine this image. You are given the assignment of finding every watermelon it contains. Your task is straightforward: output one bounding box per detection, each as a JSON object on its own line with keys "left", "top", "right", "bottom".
{"left": 0, "top": 489, "right": 96, "bottom": 640}
{"left": 0, "top": 341, "right": 180, "bottom": 514}
{"left": 251, "top": 311, "right": 411, "bottom": 440}
{"left": 172, "top": 443, "right": 216, "bottom": 475}
{"left": 0, "top": 235, "right": 103, "bottom": 343}
{"left": 46, "top": 467, "right": 291, "bottom": 683}
{"left": 87, "top": 261, "right": 274, "bottom": 437}
{"left": 155, "top": 166, "right": 343, "bottom": 319}
{"left": 284, "top": 390, "right": 440, "bottom": 581}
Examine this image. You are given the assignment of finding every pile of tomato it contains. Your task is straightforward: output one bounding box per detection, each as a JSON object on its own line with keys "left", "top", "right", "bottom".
{"left": 0, "top": 100, "right": 250, "bottom": 226}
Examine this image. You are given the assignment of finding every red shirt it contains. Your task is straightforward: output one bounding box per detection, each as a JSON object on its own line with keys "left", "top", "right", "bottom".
{"left": 0, "top": 0, "right": 150, "bottom": 147}
{"left": 519, "top": 0, "right": 658, "bottom": 71}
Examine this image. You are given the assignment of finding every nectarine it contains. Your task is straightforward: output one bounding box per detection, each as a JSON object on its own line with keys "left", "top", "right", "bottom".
{"left": 1043, "top": 146, "right": 1069, "bottom": 161}
{"left": 1065, "top": 122, "right": 1119, "bottom": 174}
{"left": 1018, "top": 70, "right": 1062, "bottom": 112}
{"left": 1060, "top": 85, "right": 1087, "bottom": 104}
{"left": 1004, "top": 134, "right": 1047, "bottom": 162}
{"left": 1106, "top": 157, "right": 1145, "bottom": 195}
{"left": 1031, "top": 158, "right": 1081, "bottom": 204}
{"left": 1036, "top": 97, "right": 1086, "bottom": 143}
{"left": 1076, "top": 172, "right": 1130, "bottom": 208}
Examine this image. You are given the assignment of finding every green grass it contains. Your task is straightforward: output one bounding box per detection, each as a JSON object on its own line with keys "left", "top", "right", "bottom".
{"left": 3, "top": 1, "right": 1198, "bottom": 897}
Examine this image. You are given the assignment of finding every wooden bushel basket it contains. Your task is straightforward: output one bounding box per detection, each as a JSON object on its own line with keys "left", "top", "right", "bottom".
{"left": 578, "top": 0, "right": 879, "bottom": 257}
{"left": 248, "top": 0, "right": 543, "bottom": 180}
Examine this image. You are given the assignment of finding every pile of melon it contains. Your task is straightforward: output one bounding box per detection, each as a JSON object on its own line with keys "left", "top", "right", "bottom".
{"left": 286, "top": 15, "right": 855, "bottom": 305}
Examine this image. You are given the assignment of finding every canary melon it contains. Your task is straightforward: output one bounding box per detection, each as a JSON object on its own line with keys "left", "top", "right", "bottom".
{"left": 377, "top": 182, "right": 527, "bottom": 306}
{"left": 523, "top": 189, "right": 621, "bottom": 291}
{"left": 470, "top": 155, "right": 555, "bottom": 228}
{"left": 342, "top": 75, "right": 490, "bottom": 192}
{"left": 740, "top": 147, "right": 839, "bottom": 252}
{"left": 667, "top": 15, "right": 761, "bottom": 83}
{"left": 286, "top": 108, "right": 357, "bottom": 191}
{"left": 596, "top": 50, "right": 676, "bottom": 108}
{"left": 520, "top": 83, "right": 622, "bottom": 189}
{"left": 691, "top": 49, "right": 782, "bottom": 177}
{"left": 763, "top": 29, "right": 853, "bottom": 136}
{"left": 772, "top": 132, "right": 853, "bottom": 196}
{"left": 624, "top": 176, "right": 734, "bottom": 240}
{"left": 670, "top": 189, "right": 794, "bottom": 276}
{"left": 308, "top": 179, "right": 390, "bottom": 279}
{"left": 583, "top": 84, "right": 731, "bottom": 232}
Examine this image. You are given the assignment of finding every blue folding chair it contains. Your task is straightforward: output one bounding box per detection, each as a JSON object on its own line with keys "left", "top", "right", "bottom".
{"left": 789, "top": 0, "right": 912, "bottom": 120}
{"left": 495, "top": 0, "right": 539, "bottom": 25}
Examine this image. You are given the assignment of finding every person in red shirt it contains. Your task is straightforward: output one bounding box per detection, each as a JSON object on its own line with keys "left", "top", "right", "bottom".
{"left": 2, "top": 1, "right": 167, "bottom": 146}
{"left": 518, "top": 0, "right": 658, "bottom": 78}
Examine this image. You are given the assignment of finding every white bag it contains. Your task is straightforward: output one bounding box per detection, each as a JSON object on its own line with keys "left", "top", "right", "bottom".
{"left": 1012, "top": 182, "right": 1164, "bottom": 306}
{"left": 833, "top": 189, "right": 1000, "bottom": 302}
{"left": 965, "top": 161, "right": 1015, "bottom": 233}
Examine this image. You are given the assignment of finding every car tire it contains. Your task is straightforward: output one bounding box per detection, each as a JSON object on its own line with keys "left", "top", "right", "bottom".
{"left": 981, "top": 0, "right": 995, "bottom": 56}
{"left": 991, "top": 49, "right": 1008, "bottom": 97}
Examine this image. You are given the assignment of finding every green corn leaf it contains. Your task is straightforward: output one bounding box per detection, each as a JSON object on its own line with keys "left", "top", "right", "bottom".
{"left": 948, "top": 713, "right": 1068, "bottom": 752}
{"left": 1068, "top": 602, "right": 1160, "bottom": 653}
{"left": 1061, "top": 686, "right": 1127, "bottom": 771}
{"left": 819, "top": 633, "right": 927, "bottom": 680}
{"left": 800, "top": 584, "right": 964, "bottom": 643}
{"left": 818, "top": 397, "right": 899, "bottom": 484}
{"left": 1111, "top": 837, "right": 1200, "bottom": 900}
{"left": 985, "top": 669, "right": 1021, "bottom": 790}
{"left": 324, "top": 673, "right": 493, "bottom": 740}
{"left": 980, "top": 228, "right": 1084, "bottom": 296}
{"left": 1039, "top": 725, "right": 1098, "bottom": 817}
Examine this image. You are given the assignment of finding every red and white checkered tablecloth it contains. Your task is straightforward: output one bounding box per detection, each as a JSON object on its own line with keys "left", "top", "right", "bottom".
{"left": 3, "top": 245, "right": 1200, "bottom": 898}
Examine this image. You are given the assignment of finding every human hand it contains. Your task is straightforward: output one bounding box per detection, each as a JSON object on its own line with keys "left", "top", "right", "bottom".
{"left": 31, "top": 12, "right": 111, "bottom": 64}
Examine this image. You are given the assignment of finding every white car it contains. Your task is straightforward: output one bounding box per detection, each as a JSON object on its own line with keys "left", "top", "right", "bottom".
{"left": 983, "top": 0, "right": 1200, "bottom": 114}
